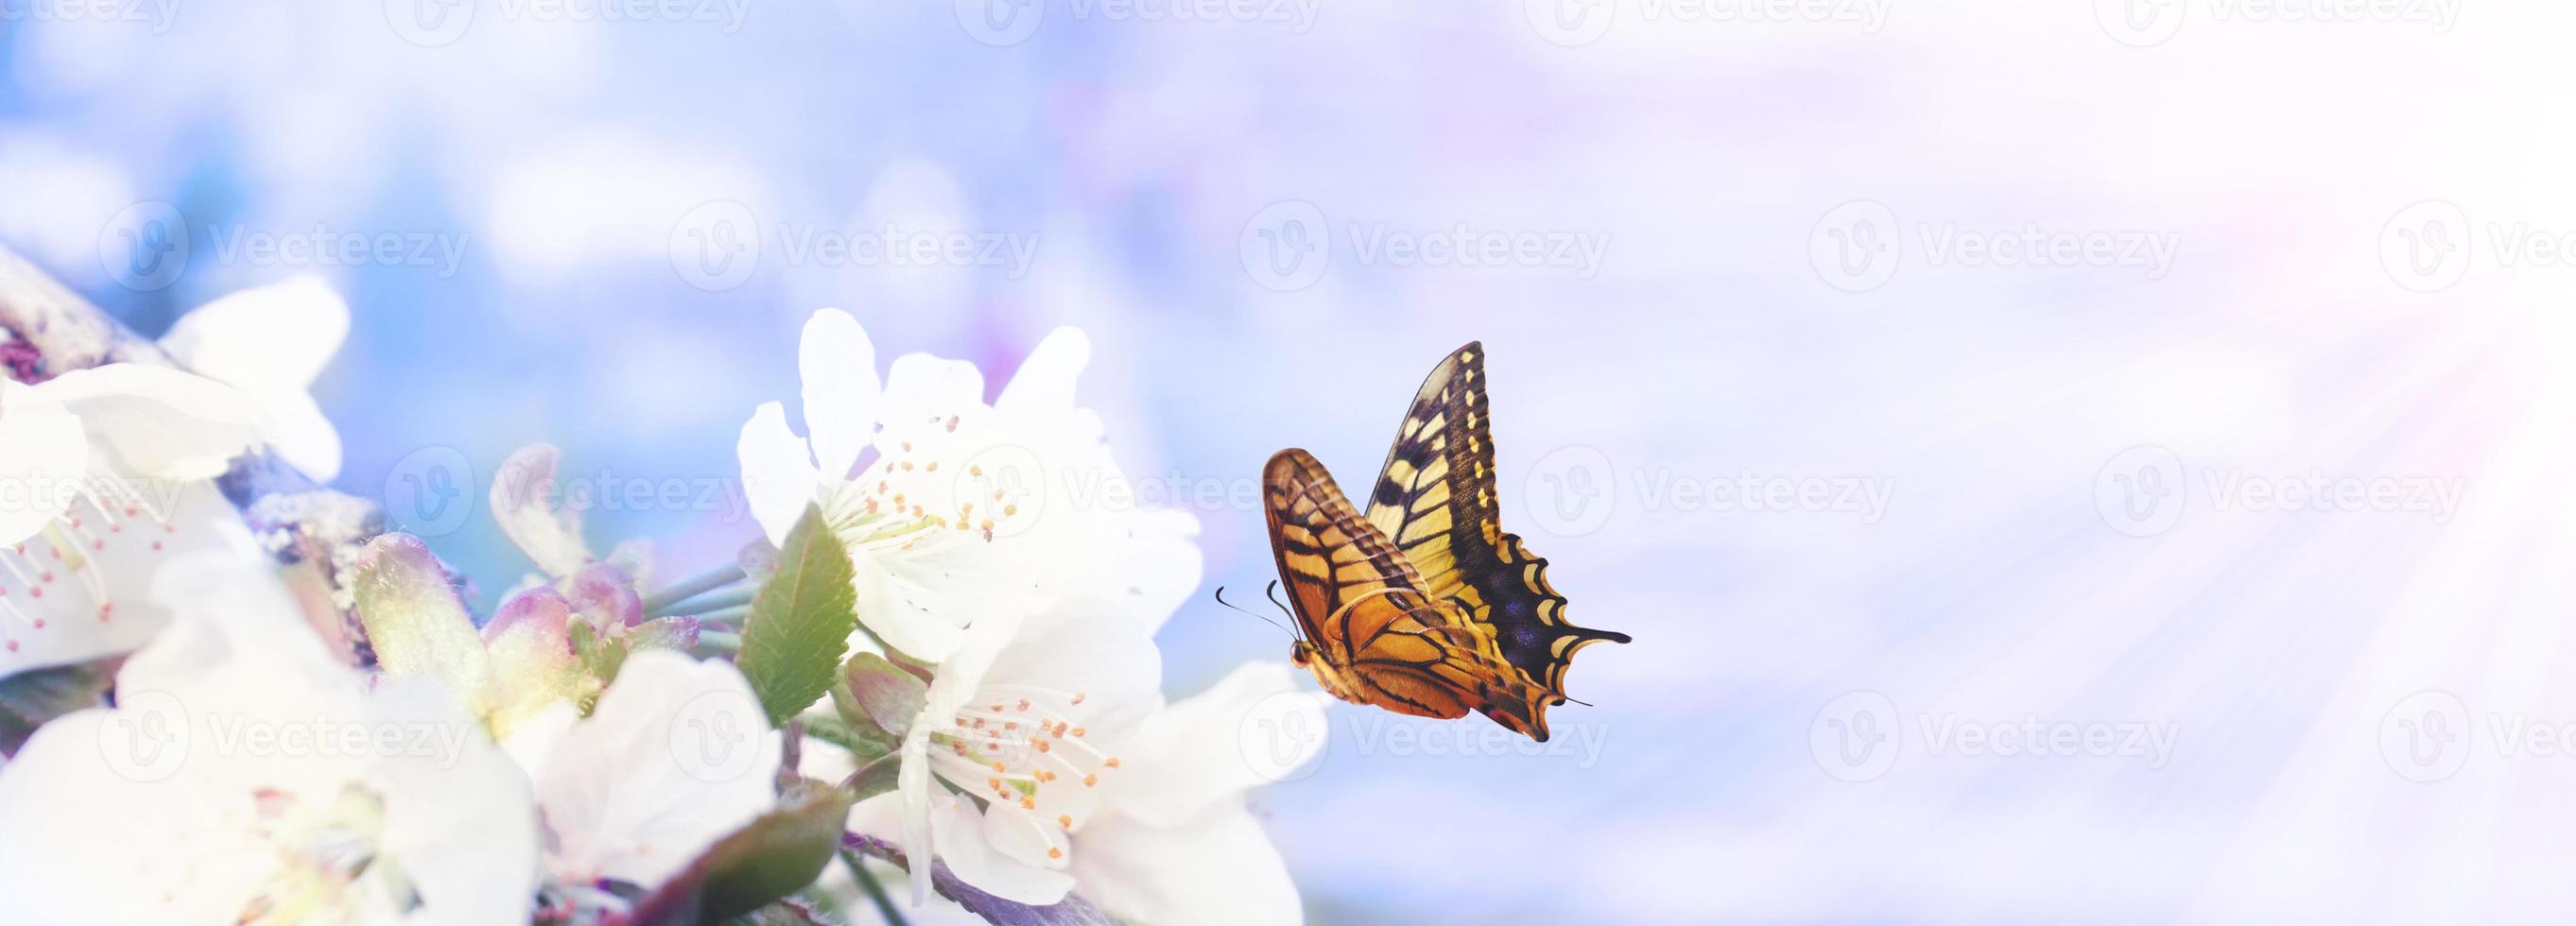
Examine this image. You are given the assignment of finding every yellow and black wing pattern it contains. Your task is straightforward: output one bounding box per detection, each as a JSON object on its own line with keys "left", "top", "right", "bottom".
{"left": 1361, "top": 343, "right": 1630, "bottom": 716}
{"left": 1263, "top": 450, "right": 1548, "bottom": 739}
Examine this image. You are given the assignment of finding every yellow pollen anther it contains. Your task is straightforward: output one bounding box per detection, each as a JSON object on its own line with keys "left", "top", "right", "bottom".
{"left": 992, "top": 762, "right": 1007, "bottom": 772}
{"left": 1082, "top": 774, "right": 1098, "bottom": 787}
{"left": 1047, "top": 848, "right": 1063, "bottom": 859}
{"left": 1059, "top": 815, "right": 1073, "bottom": 828}
{"left": 1020, "top": 797, "right": 1035, "bottom": 811}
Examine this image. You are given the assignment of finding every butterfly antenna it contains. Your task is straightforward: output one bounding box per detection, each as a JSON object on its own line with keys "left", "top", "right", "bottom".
{"left": 1564, "top": 695, "right": 1597, "bottom": 707}
{"left": 1264, "top": 580, "right": 1295, "bottom": 623}
{"left": 1214, "top": 586, "right": 1294, "bottom": 638}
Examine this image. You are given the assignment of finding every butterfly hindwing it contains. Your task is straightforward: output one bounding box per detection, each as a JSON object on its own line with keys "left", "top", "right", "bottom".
{"left": 1264, "top": 449, "right": 1547, "bottom": 738}
{"left": 1361, "top": 343, "right": 1632, "bottom": 713}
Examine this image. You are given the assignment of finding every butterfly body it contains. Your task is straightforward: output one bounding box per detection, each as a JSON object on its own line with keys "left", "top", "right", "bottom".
{"left": 1262, "top": 343, "right": 1628, "bottom": 742}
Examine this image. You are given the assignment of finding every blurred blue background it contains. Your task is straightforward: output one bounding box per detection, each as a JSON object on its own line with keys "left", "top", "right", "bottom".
{"left": 8, "top": 2, "right": 2575, "bottom": 921}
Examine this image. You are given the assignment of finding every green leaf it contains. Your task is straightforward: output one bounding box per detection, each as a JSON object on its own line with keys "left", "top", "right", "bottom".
{"left": 799, "top": 712, "right": 894, "bottom": 767}
{"left": 622, "top": 780, "right": 858, "bottom": 925}
{"left": 0, "top": 661, "right": 112, "bottom": 756}
{"left": 350, "top": 533, "right": 489, "bottom": 698}
{"left": 840, "top": 652, "right": 926, "bottom": 740}
{"left": 571, "top": 619, "right": 627, "bottom": 688}
{"left": 737, "top": 506, "right": 858, "bottom": 728}
{"left": 843, "top": 753, "right": 903, "bottom": 804}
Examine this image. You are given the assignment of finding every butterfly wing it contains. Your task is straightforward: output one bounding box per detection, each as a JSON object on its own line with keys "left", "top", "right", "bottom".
{"left": 1361, "top": 343, "right": 1632, "bottom": 711}
{"left": 1264, "top": 449, "right": 1548, "bottom": 738}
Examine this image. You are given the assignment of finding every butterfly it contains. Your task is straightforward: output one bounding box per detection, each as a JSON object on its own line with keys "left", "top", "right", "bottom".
{"left": 1262, "top": 342, "right": 1629, "bottom": 742}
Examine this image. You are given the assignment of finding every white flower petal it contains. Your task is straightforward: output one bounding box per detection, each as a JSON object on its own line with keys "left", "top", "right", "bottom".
{"left": 253, "top": 386, "right": 343, "bottom": 481}
{"left": 737, "top": 402, "right": 821, "bottom": 548}
{"left": 0, "top": 379, "right": 87, "bottom": 544}
{"left": 850, "top": 553, "right": 967, "bottom": 664}
{"left": 878, "top": 352, "right": 986, "bottom": 428}
{"left": 534, "top": 650, "right": 781, "bottom": 889}
{"left": 157, "top": 275, "right": 349, "bottom": 392}
{"left": 994, "top": 327, "right": 1089, "bottom": 417}
{"left": 31, "top": 364, "right": 266, "bottom": 480}
{"left": 898, "top": 727, "right": 937, "bottom": 905}
{"left": 490, "top": 443, "right": 590, "bottom": 578}
{"left": 1072, "top": 802, "right": 1302, "bottom": 926}
{"left": 930, "top": 794, "right": 1073, "bottom": 905}
{"left": 800, "top": 308, "right": 882, "bottom": 481}
{"left": 3, "top": 484, "right": 272, "bottom": 677}
{"left": 0, "top": 614, "right": 539, "bottom": 925}
{"left": 1105, "top": 662, "right": 1323, "bottom": 829}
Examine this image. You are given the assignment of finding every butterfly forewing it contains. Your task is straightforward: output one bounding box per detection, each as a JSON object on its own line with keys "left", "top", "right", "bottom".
{"left": 1264, "top": 449, "right": 1547, "bottom": 738}
{"left": 1359, "top": 343, "right": 1633, "bottom": 710}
